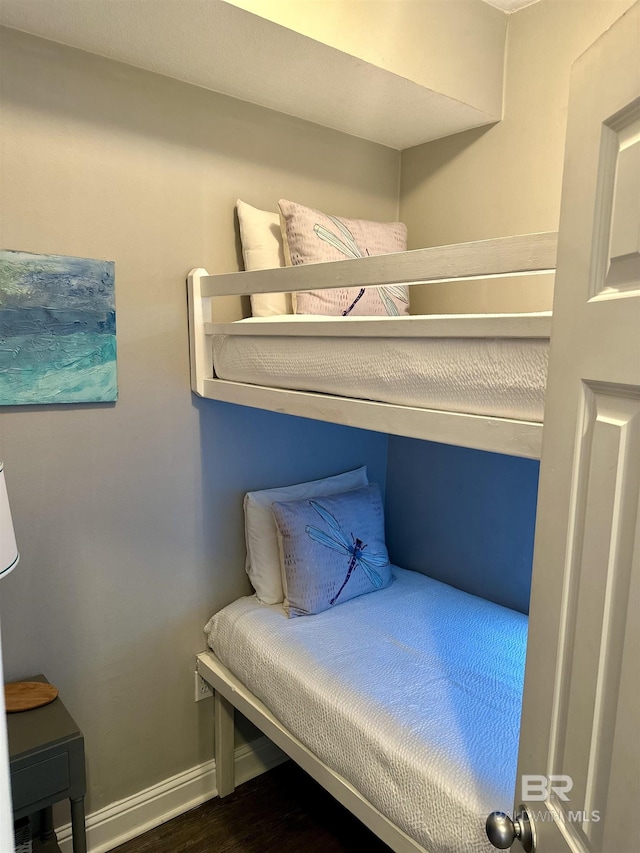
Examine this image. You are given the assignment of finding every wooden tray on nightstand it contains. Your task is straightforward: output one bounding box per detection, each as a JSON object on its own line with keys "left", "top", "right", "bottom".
{"left": 5, "top": 681, "right": 59, "bottom": 713}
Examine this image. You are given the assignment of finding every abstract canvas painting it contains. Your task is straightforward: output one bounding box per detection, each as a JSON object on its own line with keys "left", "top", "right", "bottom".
{"left": 0, "top": 250, "right": 117, "bottom": 405}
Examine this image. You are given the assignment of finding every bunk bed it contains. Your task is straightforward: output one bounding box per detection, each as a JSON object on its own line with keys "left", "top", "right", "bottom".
{"left": 199, "top": 567, "right": 527, "bottom": 853}
{"left": 190, "top": 8, "right": 640, "bottom": 849}
{"left": 188, "top": 232, "right": 557, "bottom": 460}
{"left": 189, "top": 231, "right": 557, "bottom": 853}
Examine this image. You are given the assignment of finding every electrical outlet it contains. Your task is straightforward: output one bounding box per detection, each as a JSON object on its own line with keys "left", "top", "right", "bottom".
{"left": 194, "top": 671, "right": 214, "bottom": 702}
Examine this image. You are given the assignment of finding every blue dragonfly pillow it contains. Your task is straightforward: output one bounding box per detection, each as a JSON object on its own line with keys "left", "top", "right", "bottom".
{"left": 271, "top": 483, "right": 393, "bottom": 618}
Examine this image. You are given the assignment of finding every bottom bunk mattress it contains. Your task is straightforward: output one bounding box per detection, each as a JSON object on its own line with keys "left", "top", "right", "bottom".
{"left": 205, "top": 567, "right": 528, "bottom": 853}
{"left": 211, "top": 313, "right": 550, "bottom": 422}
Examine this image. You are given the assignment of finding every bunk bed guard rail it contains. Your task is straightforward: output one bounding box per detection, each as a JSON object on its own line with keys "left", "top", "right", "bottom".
{"left": 187, "top": 232, "right": 557, "bottom": 460}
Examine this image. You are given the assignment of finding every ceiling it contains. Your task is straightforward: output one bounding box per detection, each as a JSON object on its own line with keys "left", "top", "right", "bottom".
{"left": 482, "top": 0, "right": 540, "bottom": 11}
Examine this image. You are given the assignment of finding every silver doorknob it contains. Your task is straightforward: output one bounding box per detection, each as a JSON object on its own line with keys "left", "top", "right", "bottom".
{"left": 486, "top": 805, "right": 535, "bottom": 852}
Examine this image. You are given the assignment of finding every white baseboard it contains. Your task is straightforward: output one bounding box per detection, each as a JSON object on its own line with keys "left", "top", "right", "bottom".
{"left": 55, "top": 737, "right": 287, "bottom": 853}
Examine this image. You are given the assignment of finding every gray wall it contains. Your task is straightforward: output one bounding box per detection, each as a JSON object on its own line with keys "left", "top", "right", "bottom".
{"left": 0, "top": 27, "right": 393, "bottom": 813}
{"left": 401, "top": 0, "right": 635, "bottom": 314}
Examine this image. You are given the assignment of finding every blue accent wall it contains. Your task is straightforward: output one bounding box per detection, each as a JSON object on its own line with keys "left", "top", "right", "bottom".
{"left": 196, "top": 399, "right": 389, "bottom": 606}
{"left": 385, "top": 438, "right": 539, "bottom": 614}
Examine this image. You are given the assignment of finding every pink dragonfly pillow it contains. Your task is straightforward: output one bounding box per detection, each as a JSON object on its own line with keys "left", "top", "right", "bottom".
{"left": 271, "top": 484, "right": 393, "bottom": 617}
{"left": 278, "top": 198, "right": 410, "bottom": 317}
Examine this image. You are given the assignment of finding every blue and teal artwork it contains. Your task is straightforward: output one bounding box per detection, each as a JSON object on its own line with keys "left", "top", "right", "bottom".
{"left": 0, "top": 249, "right": 117, "bottom": 405}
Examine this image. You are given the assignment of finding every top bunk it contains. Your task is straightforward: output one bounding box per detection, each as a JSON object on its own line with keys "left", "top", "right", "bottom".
{"left": 187, "top": 232, "right": 557, "bottom": 460}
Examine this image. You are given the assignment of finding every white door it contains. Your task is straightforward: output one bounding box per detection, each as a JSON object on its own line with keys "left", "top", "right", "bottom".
{"left": 0, "top": 625, "right": 15, "bottom": 850}
{"left": 489, "top": 4, "right": 640, "bottom": 852}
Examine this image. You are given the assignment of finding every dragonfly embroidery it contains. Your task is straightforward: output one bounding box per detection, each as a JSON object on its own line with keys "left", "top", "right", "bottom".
{"left": 313, "top": 214, "right": 408, "bottom": 316}
{"left": 305, "top": 499, "right": 389, "bottom": 605}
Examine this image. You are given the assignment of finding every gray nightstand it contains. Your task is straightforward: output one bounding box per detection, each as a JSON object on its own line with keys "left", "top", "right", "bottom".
{"left": 7, "top": 676, "right": 87, "bottom": 853}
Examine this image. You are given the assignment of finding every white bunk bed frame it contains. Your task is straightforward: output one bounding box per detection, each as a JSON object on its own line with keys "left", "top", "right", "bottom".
{"left": 188, "top": 232, "right": 557, "bottom": 461}
{"left": 189, "top": 232, "right": 556, "bottom": 852}
{"left": 188, "top": 230, "right": 557, "bottom": 852}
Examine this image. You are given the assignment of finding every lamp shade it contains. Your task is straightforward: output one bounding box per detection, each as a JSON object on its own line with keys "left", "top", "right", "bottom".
{"left": 0, "top": 461, "right": 19, "bottom": 579}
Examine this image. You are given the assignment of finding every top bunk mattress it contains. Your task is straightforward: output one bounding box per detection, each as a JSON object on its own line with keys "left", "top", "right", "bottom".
{"left": 205, "top": 567, "right": 528, "bottom": 853}
{"left": 211, "top": 313, "right": 550, "bottom": 422}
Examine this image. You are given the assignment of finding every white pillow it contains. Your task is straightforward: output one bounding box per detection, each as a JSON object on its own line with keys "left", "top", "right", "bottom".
{"left": 244, "top": 466, "right": 369, "bottom": 604}
{"left": 236, "top": 199, "right": 292, "bottom": 316}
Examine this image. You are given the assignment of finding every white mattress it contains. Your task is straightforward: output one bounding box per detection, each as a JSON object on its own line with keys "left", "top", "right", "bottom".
{"left": 212, "top": 313, "right": 549, "bottom": 422}
{"left": 205, "top": 567, "right": 527, "bottom": 853}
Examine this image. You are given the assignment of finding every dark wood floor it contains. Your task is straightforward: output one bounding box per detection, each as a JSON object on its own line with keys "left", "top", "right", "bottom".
{"left": 111, "top": 761, "right": 393, "bottom": 853}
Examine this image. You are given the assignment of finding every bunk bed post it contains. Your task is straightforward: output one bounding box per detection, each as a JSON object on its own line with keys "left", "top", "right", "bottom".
{"left": 187, "top": 268, "right": 213, "bottom": 397}
{"left": 214, "top": 689, "right": 236, "bottom": 797}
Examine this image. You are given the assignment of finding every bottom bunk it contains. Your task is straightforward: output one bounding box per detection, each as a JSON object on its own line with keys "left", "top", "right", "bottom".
{"left": 198, "top": 567, "right": 527, "bottom": 853}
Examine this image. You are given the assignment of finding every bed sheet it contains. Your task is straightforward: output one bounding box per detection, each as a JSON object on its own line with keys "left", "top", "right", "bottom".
{"left": 211, "top": 315, "right": 548, "bottom": 422}
{"left": 205, "top": 567, "right": 527, "bottom": 853}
